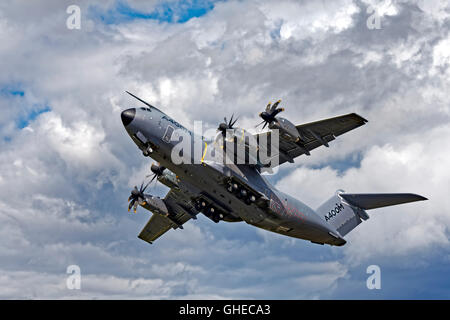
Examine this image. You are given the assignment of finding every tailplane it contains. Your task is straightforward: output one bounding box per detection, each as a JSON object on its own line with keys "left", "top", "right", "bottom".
{"left": 317, "top": 191, "right": 427, "bottom": 237}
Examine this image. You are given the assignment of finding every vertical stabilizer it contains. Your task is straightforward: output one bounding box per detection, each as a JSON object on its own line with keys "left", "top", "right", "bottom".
{"left": 317, "top": 191, "right": 427, "bottom": 237}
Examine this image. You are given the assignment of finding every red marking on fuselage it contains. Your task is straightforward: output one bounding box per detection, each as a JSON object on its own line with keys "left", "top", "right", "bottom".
{"left": 269, "top": 196, "right": 306, "bottom": 222}
{"left": 285, "top": 202, "right": 306, "bottom": 222}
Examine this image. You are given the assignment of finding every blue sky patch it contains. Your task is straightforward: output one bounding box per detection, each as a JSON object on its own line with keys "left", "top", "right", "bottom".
{"left": 0, "top": 87, "right": 25, "bottom": 97}
{"left": 91, "top": 0, "right": 220, "bottom": 25}
{"left": 0, "top": 86, "right": 51, "bottom": 129}
{"left": 310, "top": 152, "right": 363, "bottom": 175}
{"left": 17, "top": 106, "right": 51, "bottom": 129}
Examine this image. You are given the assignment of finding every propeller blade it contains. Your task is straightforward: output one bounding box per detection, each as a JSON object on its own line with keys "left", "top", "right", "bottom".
{"left": 141, "top": 180, "right": 152, "bottom": 193}
{"left": 228, "top": 114, "right": 234, "bottom": 127}
{"left": 271, "top": 100, "right": 281, "bottom": 112}
{"left": 128, "top": 199, "right": 135, "bottom": 212}
{"left": 230, "top": 115, "right": 239, "bottom": 128}
{"left": 255, "top": 120, "right": 265, "bottom": 128}
{"left": 266, "top": 102, "right": 271, "bottom": 112}
{"left": 262, "top": 121, "right": 268, "bottom": 130}
{"left": 273, "top": 107, "right": 284, "bottom": 117}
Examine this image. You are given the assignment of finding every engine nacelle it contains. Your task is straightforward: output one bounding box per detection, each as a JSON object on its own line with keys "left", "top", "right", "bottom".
{"left": 158, "top": 169, "right": 179, "bottom": 189}
{"left": 269, "top": 117, "right": 300, "bottom": 142}
{"left": 141, "top": 196, "right": 169, "bottom": 216}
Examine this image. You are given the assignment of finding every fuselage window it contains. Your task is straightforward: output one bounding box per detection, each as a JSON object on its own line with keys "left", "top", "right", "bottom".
{"left": 163, "top": 125, "right": 174, "bottom": 143}
{"left": 134, "top": 131, "right": 148, "bottom": 145}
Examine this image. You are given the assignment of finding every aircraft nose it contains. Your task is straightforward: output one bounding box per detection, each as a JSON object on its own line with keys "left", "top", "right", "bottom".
{"left": 121, "top": 108, "right": 136, "bottom": 127}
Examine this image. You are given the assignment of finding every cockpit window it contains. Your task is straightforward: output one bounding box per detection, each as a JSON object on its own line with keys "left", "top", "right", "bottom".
{"left": 139, "top": 107, "right": 152, "bottom": 112}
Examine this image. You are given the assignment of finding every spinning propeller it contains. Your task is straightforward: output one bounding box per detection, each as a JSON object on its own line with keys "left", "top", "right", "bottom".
{"left": 128, "top": 180, "right": 151, "bottom": 213}
{"left": 257, "top": 100, "right": 284, "bottom": 130}
{"left": 217, "top": 114, "right": 239, "bottom": 137}
{"left": 128, "top": 163, "right": 166, "bottom": 213}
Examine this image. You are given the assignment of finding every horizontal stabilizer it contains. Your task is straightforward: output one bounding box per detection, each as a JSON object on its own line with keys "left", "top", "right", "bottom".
{"left": 340, "top": 193, "right": 428, "bottom": 210}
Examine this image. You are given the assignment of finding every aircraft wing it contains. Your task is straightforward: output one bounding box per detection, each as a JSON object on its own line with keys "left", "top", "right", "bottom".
{"left": 255, "top": 113, "right": 368, "bottom": 167}
{"left": 138, "top": 188, "right": 197, "bottom": 244}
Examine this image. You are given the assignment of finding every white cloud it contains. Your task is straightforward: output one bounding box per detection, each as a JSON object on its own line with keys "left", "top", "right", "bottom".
{"left": 261, "top": 0, "right": 359, "bottom": 40}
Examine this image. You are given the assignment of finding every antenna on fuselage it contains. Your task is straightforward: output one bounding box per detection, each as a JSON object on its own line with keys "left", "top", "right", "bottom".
{"left": 125, "top": 91, "right": 156, "bottom": 109}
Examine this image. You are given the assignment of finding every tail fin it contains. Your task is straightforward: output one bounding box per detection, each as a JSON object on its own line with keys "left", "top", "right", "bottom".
{"left": 317, "top": 191, "right": 427, "bottom": 237}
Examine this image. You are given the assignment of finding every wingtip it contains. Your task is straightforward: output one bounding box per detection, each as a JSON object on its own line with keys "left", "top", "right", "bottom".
{"left": 358, "top": 114, "right": 369, "bottom": 123}
{"left": 414, "top": 194, "right": 428, "bottom": 201}
{"left": 351, "top": 112, "right": 369, "bottom": 123}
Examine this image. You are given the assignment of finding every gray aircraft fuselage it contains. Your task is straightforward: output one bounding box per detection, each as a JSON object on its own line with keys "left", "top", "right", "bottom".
{"left": 121, "top": 106, "right": 346, "bottom": 246}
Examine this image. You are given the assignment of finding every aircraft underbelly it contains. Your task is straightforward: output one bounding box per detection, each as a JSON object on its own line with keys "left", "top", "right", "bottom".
{"left": 248, "top": 217, "right": 335, "bottom": 243}
{"left": 237, "top": 203, "right": 338, "bottom": 244}
{"left": 149, "top": 152, "right": 339, "bottom": 244}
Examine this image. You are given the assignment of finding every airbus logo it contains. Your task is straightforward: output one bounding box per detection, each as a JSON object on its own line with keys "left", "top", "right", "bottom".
{"left": 324, "top": 203, "right": 345, "bottom": 221}
{"left": 162, "top": 115, "right": 192, "bottom": 136}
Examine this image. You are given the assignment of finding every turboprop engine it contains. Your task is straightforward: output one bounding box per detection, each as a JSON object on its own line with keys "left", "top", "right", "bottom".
{"left": 258, "top": 100, "right": 302, "bottom": 142}
{"left": 216, "top": 115, "right": 260, "bottom": 165}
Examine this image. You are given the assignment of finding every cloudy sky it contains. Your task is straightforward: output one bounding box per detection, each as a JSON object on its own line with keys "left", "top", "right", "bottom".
{"left": 0, "top": 0, "right": 449, "bottom": 299}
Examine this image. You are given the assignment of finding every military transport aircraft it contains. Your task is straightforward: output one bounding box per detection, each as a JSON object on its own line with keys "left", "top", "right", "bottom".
{"left": 121, "top": 92, "right": 427, "bottom": 246}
